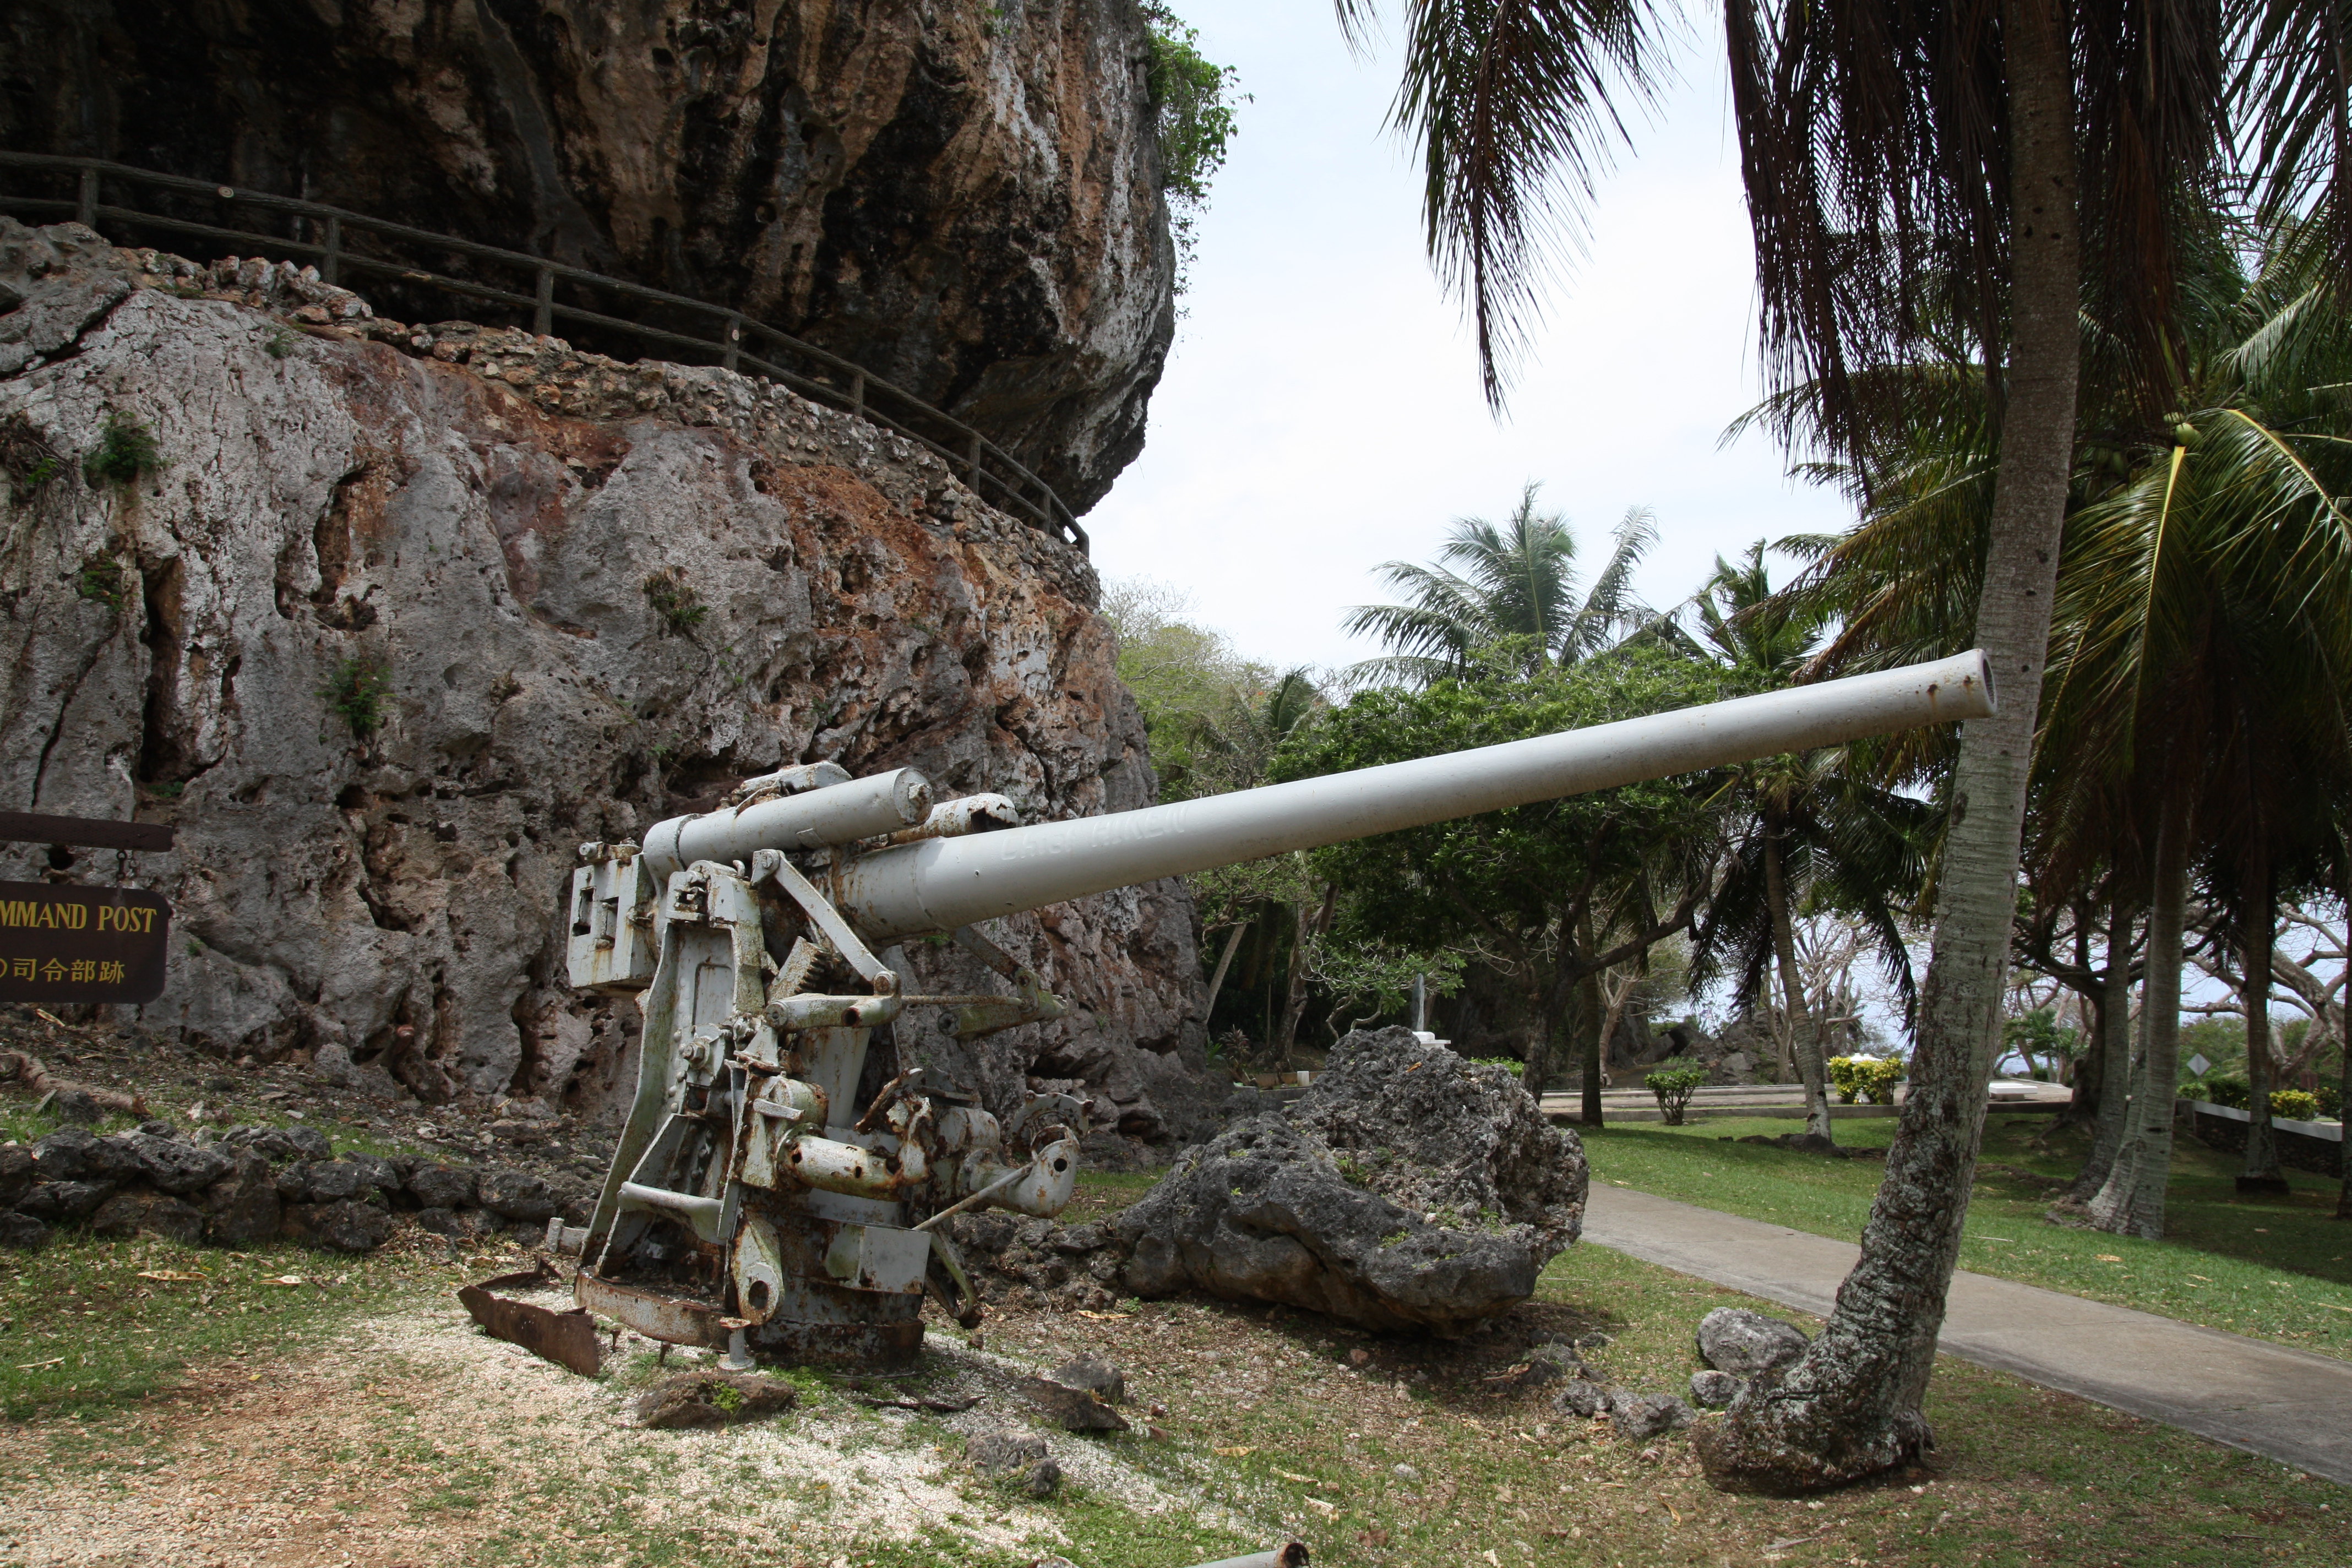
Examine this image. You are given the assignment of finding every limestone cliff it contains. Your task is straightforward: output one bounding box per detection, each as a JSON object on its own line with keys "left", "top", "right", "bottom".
{"left": 0, "top": 0, "right": 1175, "bottom": 512}
{"left": 0, "top": 220, "right": 1218, "bottom": 1145}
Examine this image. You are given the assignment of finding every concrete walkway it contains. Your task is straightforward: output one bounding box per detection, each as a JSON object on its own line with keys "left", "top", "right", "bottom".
{"left": 1581, "top": 1184, "right": 2352, "bottom": 1484}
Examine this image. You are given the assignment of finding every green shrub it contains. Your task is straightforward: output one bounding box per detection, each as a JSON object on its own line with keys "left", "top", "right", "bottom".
{"left": 76, "top": 555, "right": 127, "bottom": 609}
{"left": 318, "top": 657, "right": 394, "bottom": 739}
{"left": 2197, "top": 1073, "right": 2252, "bottom": 1110}
{"left": 2318, "top": 1082, "right": 2343, "bottom": 1120}
{"left": 83, "top": 413, "right": 164, "bottom": 487}
{"left": 2268, "top": 1089, "right": 2321, "bottom": 1123}
{"left": 1, "top": 414, "right": 63, "bottom": 504}
{"left": 1470, "top": 1056, "right": 1526, "bottom": 1077}
{"left": 1828, "top": 1055, "right": 1905, "bottom": 1105}
{"left": 643, "top": 569, "right": 708, "bottom": 635}
{"left": 1644, "top": 1060, "right": 1709, "bottom": 1126}
{"left": 264, "top": 325, "right": 298, "bottom": 360}
{"left": 1143, "top": 4, "right": 1242, "bottom": 286}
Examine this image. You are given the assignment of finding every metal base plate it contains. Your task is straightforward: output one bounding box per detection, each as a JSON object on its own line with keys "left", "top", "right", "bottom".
{"left": 574, "top": 1267, "right": 926, "bottom": 1368}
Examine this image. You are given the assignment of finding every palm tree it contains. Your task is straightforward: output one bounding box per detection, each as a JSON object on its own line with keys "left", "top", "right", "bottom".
{"left": 1341, "top": 0, "right": 2348, "bottom": 1489}
{"left": 1682, "top": 547, "right": 1932, "bottom": 1144}
{"left": 1337, "top": 0, "right": 2244, "bottom": 1490}
{"left": 1342, "top": 484, "right": 1654, "bottom": 685}
{"left": 1784, "top": 227, "right": 2352, "bottom": 1235}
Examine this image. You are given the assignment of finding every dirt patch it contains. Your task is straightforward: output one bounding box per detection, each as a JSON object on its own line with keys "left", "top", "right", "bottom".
{"left": 0, "top": 1277, "right": 1267, "bottom": 1568}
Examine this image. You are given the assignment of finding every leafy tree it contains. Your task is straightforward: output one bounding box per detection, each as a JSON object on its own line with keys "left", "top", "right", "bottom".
{"left": 1767, "top": 209, "right": 2352, "bottom": 1246}
{"left": 1342, "top": 484, "right": 1656, "bottom": 686}
{"left": 1277, "top": 643, "right": 1733, "bottom": 1101}
{"left": 1144, "top": 4, "right": 1243, "bottom": 290}
{"left": 1327, "top": 0, "right": 2352, "bottom": 1488}
{"left": 1684, "top": 546, "right": 1932, "bottom": 1142}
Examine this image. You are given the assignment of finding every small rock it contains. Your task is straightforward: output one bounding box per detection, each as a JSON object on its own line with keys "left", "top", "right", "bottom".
{"left": 92, "top": 1190, "right": 205, "bottom": 1244}
{"left": 1696, "top": 1307, "right": 1810, "bottom": 1376}
{"left": 51, "top": 1088, "right": 101, "bottom": 1124}
{"left": 1021, "top": 1375, "right": 1130, "bottom": 1432}
{"left": 126, "top": 1133, "right": 235, "bottom": 1195}
{"left": 969, "top": 1430, "right": 1049, "bottom": 1478}
{"left": 477, "top": 1167, "right": 557, "bottom": 1221}
{"left": 1612, "top": 1393, "right": 1695, "bottom": 1441}
{"left": 138, "top": 1120, "right": 181, "bottom": 1139}
{"left": 278, "top": 1125, "right": 333, "bottom": 1162}
{"left": 1574, "top": 1332, "right": 1613, "bottom": 1351}
{"left": 413, "top": 1206, "right": 476, "bottom": 1238}
{"left": 633, "top": 1371, "right": 796, "bottom": 1429}
{"left": 33, "top": 1128, "right": 138, "bottom": 1183}
{"left": 1689, "top": 1370, "right": 1741, "bottom": 1409}
{"left": 1392, "top": 1462, "right": 1422, "bottom": 1483}
{"left": 1517, "top": 1342, "right": 1578, "bottom": 1387}
{"left": 281, "top": 1199, "right": 394, "bottom": 1253}
{"left": 0, "top": 1144, "right": 34, "bottom": 1208}
{"left": 1049, "top": 1220, "right": 1110, "bottom": 1253}
{"left": 15, "top": 1179, "right": 113, "bottom": 1221}
{"left": 406, "top": 1163, "right": 479, "bottom": 1209}
{"left": 203, "top": 1151, "right": 282, "bottom": 1245}
{"left": 0, "top": 1211, "right": 50, "bottom": 1249}
{"left": 1049, "top": 1352, "right": 1126, "bottom": 1404}
{"left": 344, "top": 1152, "right": 403, "bottom": 1194}
{"left": 489, "top": 1119, "right": 549, "bottom": 1145}
{"left": 1022, "top": 1457, "right": 1063, "bottom": 1498}
{"left": 302, "top": 1161, "right": 372, "bottom": 1203}
{"left": 1549, "top": 1381, "right": 1616, "bottom": 1420}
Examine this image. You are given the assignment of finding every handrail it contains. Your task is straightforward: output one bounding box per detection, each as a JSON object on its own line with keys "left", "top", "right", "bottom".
{"left": 0, "top": 151, "right": 1087, "bottom": 552}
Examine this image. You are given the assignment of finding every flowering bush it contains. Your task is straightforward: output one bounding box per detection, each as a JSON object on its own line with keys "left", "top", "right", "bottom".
{"left": 1827, "top": 1055, "right": 1905, "bottom": 1105}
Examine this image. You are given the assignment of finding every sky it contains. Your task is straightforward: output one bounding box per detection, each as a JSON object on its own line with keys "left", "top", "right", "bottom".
{"left": 1083, "top": 2, "right": 1853, "bottom": 674}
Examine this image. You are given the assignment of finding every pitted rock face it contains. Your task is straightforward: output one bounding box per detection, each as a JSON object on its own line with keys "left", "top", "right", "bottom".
{"left": 1289, "top": 1026, "right": 1588, "bottom": 1248}
{"left": 0, "top": 0, "right": 1175, "bottom": 512}
{"left": 1113, "top": 1031, "right": 1590, "bottom": 1334}
{"left": 0, "top": 222, "right": 1205, "bottom": 1130}
{"left": 1696, "top": 1307, "right": 1811, "bottom": 1376}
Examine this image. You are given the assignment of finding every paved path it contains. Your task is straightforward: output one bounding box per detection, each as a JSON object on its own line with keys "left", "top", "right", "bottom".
{"left": 1582, "top": 1184, "right": 2352, "bottom": 1484}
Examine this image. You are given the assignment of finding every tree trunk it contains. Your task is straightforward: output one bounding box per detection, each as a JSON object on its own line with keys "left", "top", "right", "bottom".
{"left": 1203, "top": 921, "right": 1249, "bottom": 1021}
{"left": 2239, "top": 854, "right": 2286, "bottom": 1190}
{"left": 1274, "top": 884, "right": 1336, "bottom": 1061}
{"left": 2339, "top": 899, "right": 2352, "bottom": 1222}
{"left": 2087, "top": 788, "right": 2192, "bottom": 1237}
{"left": 1695, "top": 0, "right": 2079, "bottom": 1492}
{"left": 2068, "top": 896, "right": 2138, "bottom": 1201}
{"left": 1766, "top": 826, "right": 1834, "bottom": 1140}
{"left": 1577, "top": 969, "right": 1606, "bottom": 1126}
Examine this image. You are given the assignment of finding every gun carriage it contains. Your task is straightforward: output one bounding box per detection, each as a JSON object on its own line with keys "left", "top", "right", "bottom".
{"left": 559, "top": 651, "right": 1995, "bottom": 1368}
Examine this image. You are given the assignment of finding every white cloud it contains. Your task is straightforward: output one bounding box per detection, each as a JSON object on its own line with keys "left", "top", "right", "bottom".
{"left": 1084, "top": 6, "right": 1852, "bottom": 669}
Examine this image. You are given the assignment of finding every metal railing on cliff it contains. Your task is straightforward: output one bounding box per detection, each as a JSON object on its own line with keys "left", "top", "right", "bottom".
{"left": 0, "top": 152, "right": 1087, "bottom": 553}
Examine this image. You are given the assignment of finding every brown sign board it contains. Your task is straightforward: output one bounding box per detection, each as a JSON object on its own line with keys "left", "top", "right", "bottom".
{"left": 0, "top": 812, "right": 175, "bottom": 853}
{"left": 0, "top": 881, "right": 171, "bottom": 1005}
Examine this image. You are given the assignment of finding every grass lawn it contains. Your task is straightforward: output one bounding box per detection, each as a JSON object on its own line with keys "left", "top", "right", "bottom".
{"left": 4, "top": 1194, "right": 2339, "bottom": 1568}
{"left": 1581, "top": 1112, "right": 2352, "bottom": 1359}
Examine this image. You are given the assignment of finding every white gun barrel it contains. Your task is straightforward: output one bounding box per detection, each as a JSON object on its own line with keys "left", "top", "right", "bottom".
{"left": 644, "top": 766, "right": 933, "bottom": 879}
{"left": 832, "top": 651, "right": 1994, "bottom": 940}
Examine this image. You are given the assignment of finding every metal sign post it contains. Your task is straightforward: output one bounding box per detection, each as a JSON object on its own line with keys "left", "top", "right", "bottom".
{"left": 0, "top": 813, "right": 175, "bottom": 1006}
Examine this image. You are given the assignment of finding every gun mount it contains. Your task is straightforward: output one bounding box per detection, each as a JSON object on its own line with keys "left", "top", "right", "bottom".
{"left": 559, "top": 651, "right": 1994, "bottom": 1368}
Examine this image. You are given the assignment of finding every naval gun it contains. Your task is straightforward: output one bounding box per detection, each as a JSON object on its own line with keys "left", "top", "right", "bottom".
{"left": 558, "top": 650, "right": 1994, "bottom": 1367}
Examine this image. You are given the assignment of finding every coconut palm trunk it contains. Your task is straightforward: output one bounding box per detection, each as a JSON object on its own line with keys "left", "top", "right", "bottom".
{"left": 2088, "top": 789, "right": 2193, "bottom": 1237}
{"left": 2239, "top": 853, "right": 2286, "bottom": 1191}
{"left": 2340, "top": 893, "right": 2352, "bottom": 1223}
{"left": 1697, "top": 0, "right": 2081, "bottom": 1489}
{"left": 1764, "top": 825, "right": 1834, "bottom": 1140}
{"left": 2070, "top": 896, "right": 2139, "bottom": 1201}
